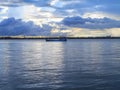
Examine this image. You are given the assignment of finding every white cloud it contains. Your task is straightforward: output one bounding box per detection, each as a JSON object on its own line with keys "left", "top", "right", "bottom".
{"left": 82, "top": 12, "right": 120, "bottom": 20}
{"left": 21, "top": 5, "right": 63, "bottom": 25}
{"left": 0, "top": 6, "right": 8, "bottom": 14}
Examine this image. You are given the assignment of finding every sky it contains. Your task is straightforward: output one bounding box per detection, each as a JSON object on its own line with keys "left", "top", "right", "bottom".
{"left": 0, "top": 0, "right": 120, "bottom": 37}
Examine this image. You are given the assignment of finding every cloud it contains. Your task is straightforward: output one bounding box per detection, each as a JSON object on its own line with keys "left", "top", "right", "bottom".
{"left": 62, "top": 16, "right": 120, "bottom": 29}
{"left": 82, "top": 12, "right": 120, "bottom": 20}
{"left": 0, "top": 0, "right": 120, "bottom": 16}
{"left": 0, "top": 17, "right": 120, "bottom": 37}
{"left": 67, "top": 27, "right": 120, "bottom": 37}
{"left": 59, "top": 0, "right": 120, "bottom": 14}
{"left": 0, "top": 17, "right": 52, "bottom": 36}
{"left": 0, "top": 0, "right": 120, "bottom": 22}
{"left": 0, "top": 0, "right": 120, "bottom": 37}
{"left": 0, "top": 6, "right": 8, "bottom": 14}
{"left": 0, "top": 7, "right": 2, "bottom": 11}
{"left": 0, "top": 0, "right": 51, "bottom": 7}
{"left": 0, "top": 0, "right": 24, "bottom": 7}
{"left": 52, "top": 0, "right": 120, "bottom": 20}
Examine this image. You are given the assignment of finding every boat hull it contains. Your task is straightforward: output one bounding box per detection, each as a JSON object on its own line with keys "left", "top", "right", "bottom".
{"left": 46, "top": 38, "right": 67, "bottom": 41}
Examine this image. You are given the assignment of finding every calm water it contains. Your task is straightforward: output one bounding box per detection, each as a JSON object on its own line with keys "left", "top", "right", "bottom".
{"left": 0, "top": 39, "right": 120, "bottom": 90}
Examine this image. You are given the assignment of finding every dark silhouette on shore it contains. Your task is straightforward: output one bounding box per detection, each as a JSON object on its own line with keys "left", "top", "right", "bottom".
{"left": 0, "top": 36, "right": 120, "bottom": 39}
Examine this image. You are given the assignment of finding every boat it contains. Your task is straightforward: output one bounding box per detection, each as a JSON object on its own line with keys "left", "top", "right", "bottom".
{"left": 46, "top": 37, "right": 67, "bottom": 41}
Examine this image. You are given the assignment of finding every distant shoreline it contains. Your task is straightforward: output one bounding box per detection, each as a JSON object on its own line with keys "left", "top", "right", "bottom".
{"left": 0, "top": 36, "right": 120, "bottom": 39}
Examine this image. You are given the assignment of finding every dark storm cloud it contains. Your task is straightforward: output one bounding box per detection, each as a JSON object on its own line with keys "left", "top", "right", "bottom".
{"left": 62, "top": 16, "right": 120, "bottom": 29}
{"left": 0, "top": 18, "right": 52, "bottom": 36}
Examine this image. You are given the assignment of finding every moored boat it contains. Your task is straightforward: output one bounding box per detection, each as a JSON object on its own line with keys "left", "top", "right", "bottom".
{"left": 46, "top": 37, "right": 67, "bottom": 41}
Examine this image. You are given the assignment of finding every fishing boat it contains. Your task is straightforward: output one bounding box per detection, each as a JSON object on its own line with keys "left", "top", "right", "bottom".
{"left": 46, "top": 37, "right": 67, "bottom": 41}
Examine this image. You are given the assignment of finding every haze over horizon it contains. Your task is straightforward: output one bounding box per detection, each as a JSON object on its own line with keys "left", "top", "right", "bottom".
{"left": 0, "top": 0, "right": 120, "bottom": 37}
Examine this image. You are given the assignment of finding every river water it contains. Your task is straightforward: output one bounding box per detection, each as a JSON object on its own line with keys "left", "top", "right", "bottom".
{"left": 0, "top": 39, "right": 120, "bottom": 90}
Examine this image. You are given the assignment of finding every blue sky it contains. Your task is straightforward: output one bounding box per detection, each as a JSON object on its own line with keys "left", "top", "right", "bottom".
{"left": 0, "top": 0, "right": 120, "bottom": 37}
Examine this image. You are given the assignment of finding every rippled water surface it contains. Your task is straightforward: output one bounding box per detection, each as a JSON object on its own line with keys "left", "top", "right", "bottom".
{"left": 0, "top": 39, "right": 120, "bottom": 90}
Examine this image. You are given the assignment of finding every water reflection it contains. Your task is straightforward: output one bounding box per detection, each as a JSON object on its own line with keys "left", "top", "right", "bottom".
{"left": 0, "top": 40, "right": 65, "bottom": 90}
{"left": 0, "top": 39, "right": 120, "bottom": 90}
{"left": 0, "top": 42, "right": 10, "bottom": 90}
{"left": 18, "top": 41, "right": 65, "bottom": 89}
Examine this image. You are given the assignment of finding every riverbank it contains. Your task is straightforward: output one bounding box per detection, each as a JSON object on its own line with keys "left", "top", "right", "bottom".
{"left": 0, "top": 36, "right": 120, "bottom": 39}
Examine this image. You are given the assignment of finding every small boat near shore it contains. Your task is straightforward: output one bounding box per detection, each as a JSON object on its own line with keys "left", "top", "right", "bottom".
{"left": 46, "top": 37, "right": 67, "bottom": 41}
